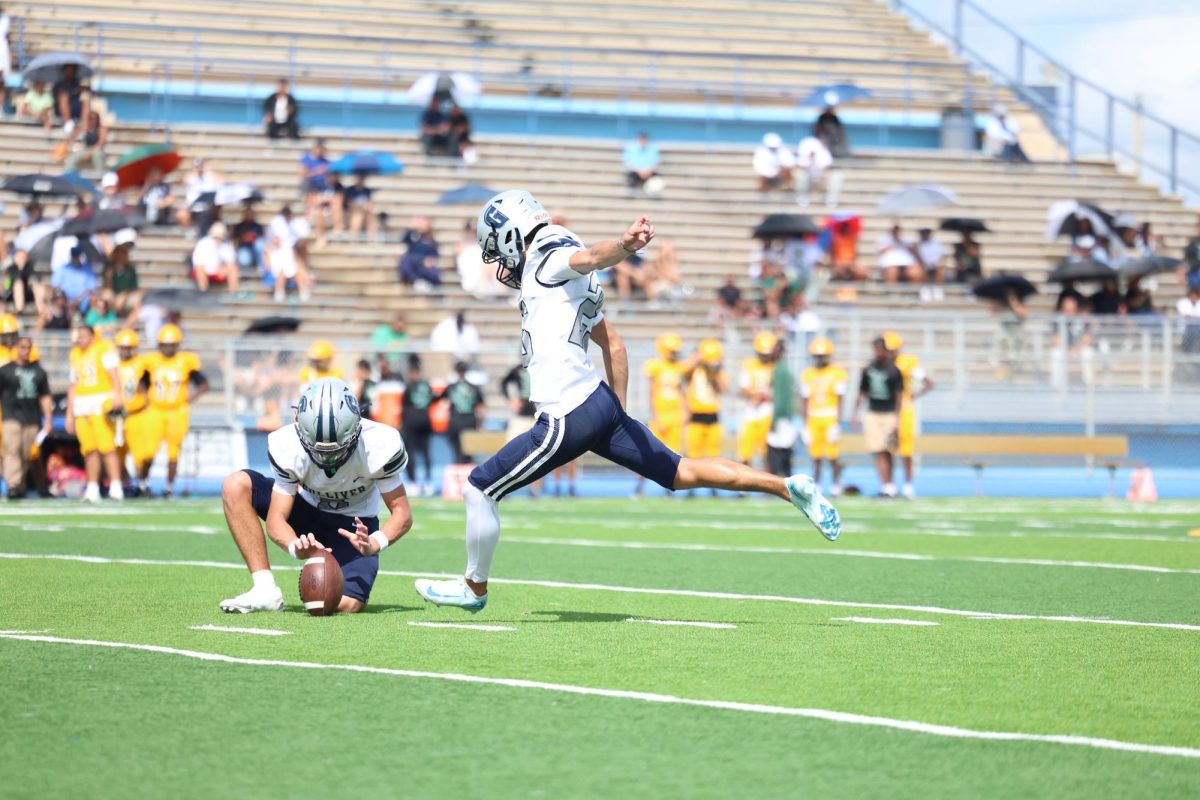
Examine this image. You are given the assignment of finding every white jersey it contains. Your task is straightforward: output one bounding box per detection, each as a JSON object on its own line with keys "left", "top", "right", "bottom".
{"left": 268, "top": 419, "right": 407, "bottom": 518}
{"left": 517, "top": 224, "right": 605, "bottom": 416}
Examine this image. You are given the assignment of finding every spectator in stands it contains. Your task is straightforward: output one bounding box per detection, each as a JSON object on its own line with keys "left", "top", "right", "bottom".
{"left": 263, "top": 78, "right": 300, "bottom": 140}
{"left": 63, "top": 110, "right": 108, "bottom": 172}
{"left": 232, "top": 204, "right": 265, "bottom": 273}
{"left": 993, "top": 287, "right": 1029, "bottom": 380}
{"left": 96, "top": 172, "right": 124, "bottom": 210}
{"left": 83, "top": 295, "right": 119, "bottom": 335}
{"left": 398, "top": 216, "right": 441, "bottom": 286}
{"left": 877, "top": 225, "right": 920, "bottom": 284}
{"left": 1089, "top": 279, "right": 1121, "bottom": 315}
{"left": 795, "top": 135, "right": 840, "bottom": 207}
{"left": 985, "top": 105, "right": 1029, "bottom": 163}
{"left": 1051, "top": 295, "right": 1092, "bottom": 354}
{"left": 138, "top": 166, "right": 174, "bottom": 226}
{"left": 430, "top": 310, "right": 480, "bottom": 358}
{"left": 264, "top": 206, "right": 312, "bottom": 303}
{"left": 612, "top": 248, "right": 648, "bottom": 301}
{"left": 0, "top": 337, "right": 53, "bottom": 500}
{"left": 448, "top": 104, "right": 476, "bottom": 163}
{"left": 830, "top": 218, "right": 865, "bottom": 281}
{"left": 53, "top": 63, "right": 86, "bottom": 132}
{"left": 1071, "top": 233, "right": 1109, "bottom": 265}
{"left": 713, "top": 274, "right": 748, "bottom": 321}
{"left": 1125, "top": 277, "right": 1155, "bottom": 316}
{"left": 16, "top": 80, "right": 55, "bottom": 135}
{"left": 49, "top": 244, "right": 99, "bottom": 315}
{"left": 645, "top": 237, "right": 682, "bottom": 303}
{"left": 104, "top": 228, "right": 140, "bottom": 319}
{"left": 623, "top": 132, "right": 661, "bottom": 193}
{"left": 176, "top": 158, "right": 222, "bottom": 231}
{"left": 757, "top": 257, "right": 786, "bottom": 319}
{"left": 953, "top": 231, "right": 983, "bottom": 283}
{"left": 0, "top": 5, "right": 10, "bottom": 116}
{"left": 420, "top": 99, "right": 453, "bottom": 156}
{"left": 371, "top": 312, "right": 408, "bottom": 373}
{"left": 299, "top": 139, "right": 342, "bottom": 241}
{"left": 1181, "top": 219, "right": 1200, "bottom": 292}
{"left": 1178, "top": 288, "right": 1200, "bottom": 354}
{"left": 444, "top": 360, "right": 485, "bottom": 463}
{"left": 455, "top": 220, "right": 502, "bottom": 298}
{"left": 191, "top": 222, "right": 241, "bottom": 296}
{"left": 913, "top": 228, "right": 944, "bottom": 284}
{"left": 343, "top": 173, "right": 378, "bottom": 240}
{"left": 814, "top": 105, "right": 849, "bottom": 157}
{"left": 1055, "top": 280, "right": 1086, "bottom": 313}
{"left": 753, "top": 133, "right": 795, "bottom": 193}
{"left": 37, "top": 289, "right": 71, "bottom": 331}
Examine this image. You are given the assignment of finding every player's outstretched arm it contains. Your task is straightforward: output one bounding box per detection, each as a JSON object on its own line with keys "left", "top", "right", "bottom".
{"left": 568, "top": 216, "right": 655, "bottom": 275}
{"left": 337, "top": 486, "right": 413, "bottom": 556}
{"left": 592, "top": 319, "right": 629, "bottom": 409}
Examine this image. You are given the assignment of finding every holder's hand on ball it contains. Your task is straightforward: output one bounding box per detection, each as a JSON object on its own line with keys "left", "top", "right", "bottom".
{"left": 292, "top": 532, "right": 330, "bottom": 559}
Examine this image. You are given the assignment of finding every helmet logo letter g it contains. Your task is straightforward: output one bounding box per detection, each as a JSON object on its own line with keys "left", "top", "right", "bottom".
{"left": 483, "top": 204, "right": 510, "bottom": 229}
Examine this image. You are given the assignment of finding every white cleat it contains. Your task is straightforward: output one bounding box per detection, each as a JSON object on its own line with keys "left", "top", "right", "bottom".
{"left": 785, "top": 474, "right": 842, "bottom": 541}
{"left": 902, "top": 484, "right": 916, "bottom": 500}
{"left": 219, "top": 585, "right": 285, "bottom": 614}
{"left": 415, "top": 577, "right": 488, "bottom": 613}
{"left": 83, "top": 484, "right": 101, "bottom": 503}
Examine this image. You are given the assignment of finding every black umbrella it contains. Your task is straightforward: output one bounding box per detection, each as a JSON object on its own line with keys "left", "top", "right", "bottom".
{"left": 1, "top": 173, "right": 87, "bottom": 197}
{"left": 244, "top": 316, "right": 302, "bottom": 335}
{"left": 141, "top": 287, "right": 223, "bottom": 311}
{"left": 752, "top": 213, "right": 820, "bottom": 239}
{"left": 22, "top": 52, "right": 94, "bottom": 84}
{"left": 26, "top": 231, "right": 104, "bottom": 270}
{"left": 1046, "top": 258, "right": 1117, "bottom": 284}
{"left": 972, "top": 274, "right": 1038, "bottom": 302}
{"left": 60, "top": 207, "right": 147, "bottom": 236}
{"left": 188, "top": 190, "right": 217, "bottom": 212}
{"left": 939, "top": 217, "right": 990, "bottom": 234}
{"left": 1116, "top": 255, "right": 1181, "bottom": 279}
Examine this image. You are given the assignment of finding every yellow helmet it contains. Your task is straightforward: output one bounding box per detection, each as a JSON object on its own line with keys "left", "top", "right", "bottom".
{"left": 158, "top": 324, "right": 183, "bottom": 345}
{"left": 308, "top": 340, "right": 335, "bottom": 361}
{"left": 656, "top": 332, "right": 683, "bottom": 359}
{"left": 809, "top": 337, "right": 834, "bottom": 357}
{"left": 882, "top": 331, "right": 903, "bottom": 352}
{"left": 699, "top": 338, "right": 724, "bottom": 365}
{"left": 0, "top": 313, "right": 18, "bottom": 335}
{"left": 115, "top": 328, "right": 140, "bottom": 348}
{"left": 752, "top": 331, "right": 778, "bottom": 356}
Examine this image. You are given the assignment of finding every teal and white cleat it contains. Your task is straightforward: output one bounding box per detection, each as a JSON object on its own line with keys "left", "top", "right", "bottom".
{"left": 415, "top": 577, "right": 488, "bottom": 614}
{"left": 785, "top": 474, "right": 841, "bottom": 541}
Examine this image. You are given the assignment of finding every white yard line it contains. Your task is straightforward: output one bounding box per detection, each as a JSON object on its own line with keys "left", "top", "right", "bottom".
{"left": 189, "top": 625, "right": 291, "bottom": 637}
{"left": 833, "top": 617, "right": 939, "bottom": 627}
{"left": 407, "top": 621, "right": 515, "bottom": 632}
{"left": 4, "top": 551, "right": 1200, "bottom": 632}
{"left": 1, "top": 633, "right": 1196, "bottom": 760}
{"left": 625, "top": 618, "right": 737, "bottom": 629}
{"left": 0, "top": 521, "right": 219, "bottom": 535}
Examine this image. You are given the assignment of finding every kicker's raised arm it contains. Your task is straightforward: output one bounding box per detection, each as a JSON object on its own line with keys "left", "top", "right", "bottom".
{"left": 568, "top": 216, "right": 656, "bottom": 275}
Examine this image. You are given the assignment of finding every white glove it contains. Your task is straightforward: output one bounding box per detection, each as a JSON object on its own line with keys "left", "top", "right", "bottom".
{"left": 827, "top": 423, "right": 841, "bottom": 443}
{"left": 800, "top": 426, "right": 813, "bottom": 446}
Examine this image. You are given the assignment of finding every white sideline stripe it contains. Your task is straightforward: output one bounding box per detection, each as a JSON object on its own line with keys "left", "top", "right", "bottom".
{"left": 189, "top": 625, "right": 292, "bottom": 637}
{"left": 0, "top": 521, "right": 219, "bottom": 535}
{"left": 407, "top": 621, "right": 515, "bottom": 632}
{"left": 4, "top": 552, "right": 1200, "bottom": 633}
{"left": 303, "top": 601, "right": 325, "bottom": 610}
{"left": 1, "top": 633, "right": 1197, "bottom": 761}
{"left": 834, "top": 617, "right": 939, "bottom": 627}
{"left": 626, "top": 618, "right": 737, "bottom": 629}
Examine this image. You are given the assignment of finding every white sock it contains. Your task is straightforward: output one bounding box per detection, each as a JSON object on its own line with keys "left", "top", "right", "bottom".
{"left": 85, "top": 481, "right": 100, "bottom": 498}
{"left": 108, "top": 483, "right": 124, "bottom": 500}
{"left": 463, "top": 482, "right": 500, "bottom": 586}
{"left": 251, "top": 570, "right": 277, "bottom": 591}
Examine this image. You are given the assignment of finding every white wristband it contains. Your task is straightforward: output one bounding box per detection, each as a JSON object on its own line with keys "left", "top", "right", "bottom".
{"left": 369, "top": 531, "right": 389, "bottom": 553}
{"left": 287, "top": 540, "right": 300, "bottom": 560}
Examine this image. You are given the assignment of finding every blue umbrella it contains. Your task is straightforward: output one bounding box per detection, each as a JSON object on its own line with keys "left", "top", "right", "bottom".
{"left": 802, "top": 83, "right": 871, "bottom": 107}
{"left": 329, "top": 151, "right": 403, "bottom": 176}
{"left": 60, "top": 170, "right": 99, "bottom": 198}
{"left": 437, "top": 183, "right": 498, "bottom": 206}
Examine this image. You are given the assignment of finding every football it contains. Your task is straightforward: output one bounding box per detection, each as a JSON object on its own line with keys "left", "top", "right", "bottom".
{"left": 298, "top": 550, "right": 343, "bottom": 616}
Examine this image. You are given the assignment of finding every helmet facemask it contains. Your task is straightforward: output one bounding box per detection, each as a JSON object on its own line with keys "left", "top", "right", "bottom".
{"left": 295, "top": 379, "right": 363, "bottom": 476}
{"left": 298, "top": 425, "right": 361, "bottom": 475}
{"left": 481, "top": 225, "right": 526, "bottom": 290}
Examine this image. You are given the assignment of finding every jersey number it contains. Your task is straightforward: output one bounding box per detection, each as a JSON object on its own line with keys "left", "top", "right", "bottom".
{"left": 569, "top": 278, "right": 604, "bottom": 351}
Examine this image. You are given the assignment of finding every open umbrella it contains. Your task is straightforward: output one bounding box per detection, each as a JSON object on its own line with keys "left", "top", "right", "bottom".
{"left": 972, "top": 274, "right": 1037, "bottom": 302}
{"left": 26, "top": 231, "right": 104, "bottom": 270}
{"left": 939, "top": 217, "right": 990, "bottom": 234}
{"left": 61, "top": 208, "right": 147, "bottom": 236}
{"left": 141, "top": 288, "right": 223, "bottom": 311}
{"left": 214, "top": 183, "right": 264, "bottom": 206}
{"left": 876, "top": 183, "right": 960, "bottom": 216}
{"left": 1, "top": 173, "right": 87, "bottom": 197}
{"left": 329, "top": 150, "right": 403, "bottom": 176}
{"left": 22, "top": 52, "right": 93, "bottom": 84}
{"left": 1046, "top": 258, "right": 1117, "bottom": 284}
{"left": 1117, "top": 255, "right": 1181, "bottom": 279}
{"left": 59, "top": 171, "right": 99, "bottom": 198}
{"left": 1044, "top": 200, "right": 1115, "bottom": 241}
{"left": 802, "top": 83, "right": 870, "bottom": 107}
{"left": 752, "top": 213, "right": 820, "bottom": 239}
{"left": 437, "top": 183, "right": 498, "bottom": 206}
{"left": 113, "top": 144, "right": 182, "bottom": 189}
{"left": 244, "top": 316, "right": 302, "bottom": 335}
{"left": 407, "top": 71, "right": 482, "bottom": 106}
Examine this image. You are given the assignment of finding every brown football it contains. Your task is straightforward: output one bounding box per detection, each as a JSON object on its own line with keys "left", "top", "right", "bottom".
{"left": 298, "top": 550, "right": 343, "bottom": 616}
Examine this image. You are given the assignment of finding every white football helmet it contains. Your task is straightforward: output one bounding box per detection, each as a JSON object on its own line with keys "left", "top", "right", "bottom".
{"left": 476, "top": 190, "right": 552, "bottom": 289}
{"left": 294, "top": 377, "right": 362, "bottom": 475}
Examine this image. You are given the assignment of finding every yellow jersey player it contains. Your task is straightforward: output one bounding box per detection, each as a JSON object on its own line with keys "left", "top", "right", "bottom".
{"left": 138, "top": 324, "right": 209, "bottom": 497}
{"left": 299, "top": 340, "right": 344, "bottom": 391}
{"left": 636, "top": 332, "right": 687, "bottom": 495}
{"left": 800, "top": 337, "right": 848, "bottom": 496}
{"left": 114, "top": 329, "right": 151, "bottom": 493}
{"left": 883, "top": 331, "right": 934, "bottom": 499}
{"left": 67, "top": 323, "right": 125, "bottom": 501}
{"left": 737, "top": 331, "right": 777, "bottom": 466}
{"left": 686, "top": 338, "right": 728, "bottom": 460}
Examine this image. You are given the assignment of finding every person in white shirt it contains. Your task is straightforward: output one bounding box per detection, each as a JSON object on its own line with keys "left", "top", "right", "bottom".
{"left": 430, "top": 310, "right": 481, "bottom": 357}
{"left": 753, "top": 132, "right": 795, "bottom": 192}
{"left": 984, "top": 105, "right": 1030, "bottom": 163}
{"left": 877, "top": 225, "right": 920, "bottom": 283}
{"left": 1178, "top": 288, "right": 1200, "bottom": 354}
{"left": 414, "top": 190, "right": 841, "bottom": 614}
{"left": 191, "top": 222, "right": 240, "bottom": 294}
{"left": 175, "top": 158, "right": 222, "bottom": 229}
{"left": 795, "top": 135, "right": 842, "bottom": 207}
{"left": 264, "top": 207, "right": 312, "bottom": 302}
{"left": 914, "top": 228, "right": 946, "bottom": 283}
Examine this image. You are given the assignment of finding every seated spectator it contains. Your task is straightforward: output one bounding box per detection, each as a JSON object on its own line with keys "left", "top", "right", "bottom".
{"left": 814, "top": 105, "right": 849, "bottom": 157}
{"left": 104, "top": 228, "right": 141, "bottom": 318}
{"left": 829, "top": 219, "right": 866, "bottom": 281}
{"left": 623, "top": 132, "right": 661, "bottom": 192}
{"left": 612, "top": 249, "right": 648, "bottom": 301}
{"left": 139, "top": 167, "right": 174, "bottom": 226}
{"left": 1181, "top": 219, "right": 1200, "bottom": 292}
{"left": 0, "top": 6, "right": 9, "bottom": 114}
{"left": 233, "top": 204, "right": 265, "bottom": 272}
{"left": 264, "top": 207, "right": 312, "bottom": 303}
{"left": 1089, "top": 279, "right": 1121, "bottom": 315}
{"left": 953, "top": 232, "right": 983, "bottom": 283}
{"left": 299, "top": 139, "right": 342, "bottom": 241}
{"left": 1055, "top": 280, "right": 1086, "bottom": 313}
{"left": 96, "top": 171, "right": 124, "bottom": 210}
{"left": 1051, "top": 295, "right": 1092, "bottom": 354}
{"left": 877, "top": 225, "right": 920, "bottom": 284}
{"left": 713, "top": 274, "right": 749, "bottom": 321}
{"left": 53, "top": 63, "right": 86, "bottom": 132}
{"left": 645, "top": 238, "right": 682, "bottom": 303}
{"left": 1072, "top": 233, "right": 1109, "bottom": 265}
{"left": 1125, "top": 277, "right": 1155, "bottom": 316}
{"left": 263, "top": 78, "right": 300, "bottom": 140}
{"left": 753, "top": 133, "right": 794, "bottom": 193}
{"left": 398, "top": 216, "right": 441, "bottom": 286}
{"left": 176, "top": 158, "right": 222, "bottom": 230}
{"left": 1178, "top": 288, "right": 1200, "bottom": 354}
{"left": 448, "top": 104, "right": 476, "bottom": 163}
{"left": 420, "top": 99, "right": 453, "bottom": 156}
{"left": 795, "top": 135, "right": 840, "bottom": 207}
{"left": 343, "top": 174, "right": 378, "bottom": 240}
{"left": 984, "top": 105, "right": 1030, "bottom": 163}
{"left": 757, "top": 257, "right": 786, "bottom": 319}
{"left": 191, "top": 222, "right": 241, "bottom": 295}
{"left": 914, "top": 228, "right": 945, "bottom": 284}
{"left": 430, "top": 310, "right": 480, "bottom": 357}
{"left": 63, "top": 110, "right": 108, "bottom": 172}
{"left": 371, "top": 313, "right": 409, "bottom": 373}
{"left": 37, "top": 289, "right": 72, "bottom": 331}
{"left": 16, "top": 80, "right": 55, "bottom": 134}
{"left": 83, "top": 295, "right": 119, "bottom": 335}
{"left": 49, "top": 244, "right": 99, "bottom": 314}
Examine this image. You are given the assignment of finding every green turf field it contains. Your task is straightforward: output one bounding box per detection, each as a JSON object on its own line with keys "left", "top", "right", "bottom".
{"left": 1, "top": 496, "right": 1198, "bottom": 798}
